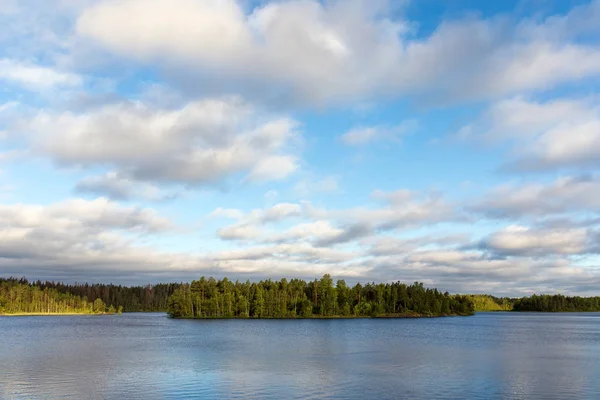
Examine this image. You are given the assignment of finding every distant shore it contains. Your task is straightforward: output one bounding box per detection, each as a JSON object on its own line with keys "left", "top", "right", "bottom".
{"left": 0, "top": 312, "right": 116, "bottom": 317}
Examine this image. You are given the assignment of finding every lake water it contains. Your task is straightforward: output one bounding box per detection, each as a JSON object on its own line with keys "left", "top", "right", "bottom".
{"left": 1, "top": 312, "right": 599, "bottom": 399}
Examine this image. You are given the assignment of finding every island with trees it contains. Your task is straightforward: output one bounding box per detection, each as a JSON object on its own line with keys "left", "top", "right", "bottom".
{"left": 166, "top": 275, "right": 475, "bottom": 318}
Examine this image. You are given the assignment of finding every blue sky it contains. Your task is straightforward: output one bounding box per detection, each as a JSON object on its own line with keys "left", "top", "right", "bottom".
{"left": 1, "top": 0, "right": 600, "bottom": 295}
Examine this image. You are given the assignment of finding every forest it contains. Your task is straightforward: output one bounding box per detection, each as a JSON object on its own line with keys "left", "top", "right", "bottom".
{"left": 3, "top": 276, "right": 600, "bottom": 316}
{"left": 512, "top": 294, "right": 600, "bottom": 312}
{"left": 166, "top": 275, "right": 475, "bottom": 318}
{"left": 467, "top": 294, "right": 600, "bottom": 312}
{"left": 0, "top": 278, "right": 120, "bottom": 315}
{"left": 0, "top": 278, "right": 181, "bottom": 313}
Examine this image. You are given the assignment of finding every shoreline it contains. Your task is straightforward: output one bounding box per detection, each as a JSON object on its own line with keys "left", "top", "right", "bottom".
{"left": 171, "top": 313, "right": 471, "bottom": 320}
{"left": 0, "top": 312, "right": 116, "bottom": 317}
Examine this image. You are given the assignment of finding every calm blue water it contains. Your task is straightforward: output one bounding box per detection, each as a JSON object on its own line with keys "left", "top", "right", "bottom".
{"left": 0, "top": 312, "right": 599, "bottom": 399}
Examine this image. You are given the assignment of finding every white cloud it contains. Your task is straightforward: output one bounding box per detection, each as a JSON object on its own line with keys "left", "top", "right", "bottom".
{"left": 361, "top": 246, "right": 600, "bottom": 295}
{"left": 0, "top": 59, "right": 82, "bottom": 89}
{"left": 0, "top": 198, "right": 364, "bottom": 282}
{"left": 1, "top": 196, "right": 599, "bottom": 295}
{"left": 247, "top": 202, "right": 305, "bottom": 224}
{"left": 217, "top": 224, "right": 263, "bottom": 241}
{"left": 77, "top": 0, "right": 251, "bottom": 65}
{"left": 213, "top": 242, "right": 360, "bottom": 265}
{"left": 0, "top": 197, "right": 173, "bottom": 269}
{"left": 322, "top": 189, "right": 456, "bottom": 230}
{"left": 480, "top": 225, "right": 588, "bottom": 257}
{"left": 247, "top": 155, "right": 298, "bottom": 182}
{"left": 14, "top": 197, "right": 174, "bottom": 232}
{"left": 365, "top": 234, "right": 470, "bottom": 256}
{"left": 75, "top": 172, "right": 177, "bottom": 201}
{"left": 215, "top": 190, "right": 457, "bottom": 245}
{"left": 458, "top": 96, "right": 600, "bottom": 171}
{"left": 21, "top": 97, "right": 300, "bottom": 186}
{"left": 269, "top": 220, "right": 345, "bottom": 244}
{"left": 74, "top": 0, "right": 600, "bottom": 105}
{"left": 0, "top": 197, "right": 217, "bottom": 282}
{"left": 472, "top": 176, "right": 600, "bottom": 218}
{"left": 215, "top": 202, "right": 306, "bottom": 241}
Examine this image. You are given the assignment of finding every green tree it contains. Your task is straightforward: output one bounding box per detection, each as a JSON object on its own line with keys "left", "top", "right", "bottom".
{"left": 93, "top": 298, "right": 106, "bottom": 314}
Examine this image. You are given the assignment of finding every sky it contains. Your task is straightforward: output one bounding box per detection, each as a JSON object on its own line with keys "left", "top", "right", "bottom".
{"left": 1, "top": 0, "right": 600, "bottom": 296}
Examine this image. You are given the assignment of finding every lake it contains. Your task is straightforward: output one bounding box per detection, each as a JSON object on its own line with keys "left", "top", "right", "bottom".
{"left": 0, "top": 312, "right": 599, "bottom": 399}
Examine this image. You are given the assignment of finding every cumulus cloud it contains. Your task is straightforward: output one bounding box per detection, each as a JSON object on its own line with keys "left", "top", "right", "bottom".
{"left": 74, "top": 0, "right": 600, "bottom": 105}
{"left": 0, "top": 197, "right": 173, "bottom": 233}
{"left": 75, "top": 172, "right": 178, "bottom": 201}
{"left": 0, "top": 59, "right": 82, "bottom": 89}
{"left": 458, "top": 96, "right": 600, "bottom": 171}
{"left": 471, "top": 175, "right": 600, "bottom": 219}
{"left": 0, "top": 198, "right": 181, "bottom": 279}
{"left": 0, "top": 197, "right": 363, "bottom": 283}
{"left": 478, "top": 225, "right": 589, "bottom": 257}
{"left": 270, "top": 220, "right": 346, "bottom": 245}
{"left": 246, "top": 155, "right": 299, "bottom": 182}
{"left": 247, "top": 202, "right": 305, "bottom": 224}
{"left": 326, "top": 189, "right": 456, "bottom": 231}
{"left": 215, "top": 189, "right": 457, "bottom": 245}
{"left": 365, "top": 234, "right": 471, "bottom": 256}
{"left": 1, "top": 196, "right": 598, "bottom": 295}
{"left": 215, "top": 202, "right": 307, "bottom": 241}
{"left": 21, "top": 97, "right": 300, "bottom": 187}
{"left": 217, "top": 224, "right": 264, "bottom": 241}
{"left": 213, "top": 242, "right": 359, "bottom": 265}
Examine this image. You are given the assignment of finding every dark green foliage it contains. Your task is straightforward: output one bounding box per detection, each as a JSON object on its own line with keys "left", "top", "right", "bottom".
{"left": 513, "top": 294, "right": 600, "bottom": 312}
{"left": 166, "top": 275, "right": 475, "bottom": 318}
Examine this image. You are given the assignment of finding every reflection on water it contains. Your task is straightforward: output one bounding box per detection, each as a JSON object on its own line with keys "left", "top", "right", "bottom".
{"left": 1, "top": 313, "right": 599, "bottom": 399}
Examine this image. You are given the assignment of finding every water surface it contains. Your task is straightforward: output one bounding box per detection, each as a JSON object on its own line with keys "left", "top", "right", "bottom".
{"left": 1, "top": 312, "right": 599, "bottom": 399}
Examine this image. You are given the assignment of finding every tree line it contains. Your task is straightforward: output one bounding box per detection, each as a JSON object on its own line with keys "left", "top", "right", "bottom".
{"left": 467, "top": 293, "right": 600, "bottom": 312}
{"left": 4, "top": 276, "right": 599, "bottom": 316}
{"left": 1, "top": 278, "right": 182, "bottom": 313}
{"left": 512, "top": 294, "right": 600, "bottom": 312}
{"left": 166, "top": 274, "right": 475, "bottom": 318}
{"left": 0, "top": 278, "right": 120, "bottom": 315}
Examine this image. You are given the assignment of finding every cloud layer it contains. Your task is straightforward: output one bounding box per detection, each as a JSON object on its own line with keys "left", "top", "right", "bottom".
{"left": 75, "top": 0, "right": 600, "bottom": 105}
